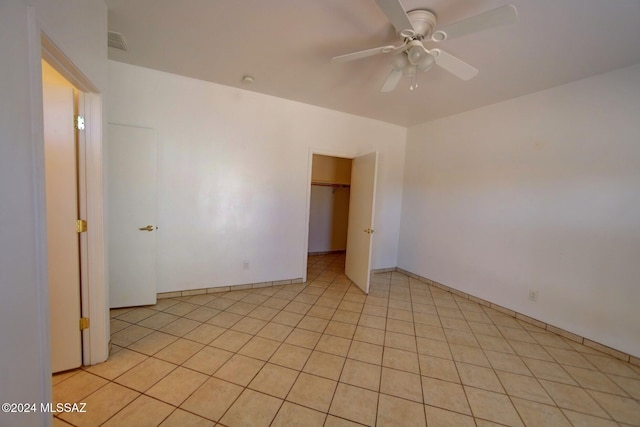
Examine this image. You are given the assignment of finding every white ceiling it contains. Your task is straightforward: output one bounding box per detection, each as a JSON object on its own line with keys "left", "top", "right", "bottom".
{"left": 105, "top": 0, "right": 640, "bottom": 127}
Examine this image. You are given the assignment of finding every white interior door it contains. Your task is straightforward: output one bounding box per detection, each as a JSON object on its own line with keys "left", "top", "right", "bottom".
{"left": 43, "top": 77, "right": 82, "bottom": 373}
{"left": 108, "top": 124, "right": 158, "bottom": 308}
{"left": 345, "top": 152, "right": 378, "bottom": 294}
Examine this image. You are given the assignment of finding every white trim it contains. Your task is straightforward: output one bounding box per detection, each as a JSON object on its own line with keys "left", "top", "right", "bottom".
{"left": 77, "top": 92, "right": 91, "bottom": 361}
{"left": 41, "top": 34, "right": 98, "bottom": 93}
{"left": 27, "top": 8, "right": 53, "bottom": 422}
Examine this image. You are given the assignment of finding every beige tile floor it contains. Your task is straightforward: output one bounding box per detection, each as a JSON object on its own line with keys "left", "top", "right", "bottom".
{"left": 53, "top": 254, "right": 640, "bottom": 426}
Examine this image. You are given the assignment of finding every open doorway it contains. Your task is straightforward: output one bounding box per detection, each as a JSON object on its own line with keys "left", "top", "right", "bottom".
{"left": 40, "top": 32, "right": 108, "bottom": 370}
{"left": 307, "top": 154, "right": 352, "bottom": 286}
{"left": 305, "top": 151, "right": 379, "bottom": 294}
{"left": 42, "top": 59, "right": 83, "bottom": 372}
{"left": 308, "top": 154, "right": 352, "bottom": 256}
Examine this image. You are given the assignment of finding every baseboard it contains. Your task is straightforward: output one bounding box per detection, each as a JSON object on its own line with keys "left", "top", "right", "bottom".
{"left": 393, "top": 267, "right": 639, "bottom": 366}
{"left": 371, "top": 267, "right": 396, "bottom": 273}
{"left": 156, "top": 265, "right": 638, "bottom": 366}
{"left": 157, "top": 277, "right": 304, "bottom": 299}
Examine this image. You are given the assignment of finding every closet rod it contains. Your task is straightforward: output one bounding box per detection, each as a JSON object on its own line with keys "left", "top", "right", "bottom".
{"left": 311, "top": 182, "right": 350, "bottom": 188}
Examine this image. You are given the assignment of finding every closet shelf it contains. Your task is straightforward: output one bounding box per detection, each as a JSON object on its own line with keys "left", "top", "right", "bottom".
{"left": 311, "top": 182, "right": 350, "bottom": 188}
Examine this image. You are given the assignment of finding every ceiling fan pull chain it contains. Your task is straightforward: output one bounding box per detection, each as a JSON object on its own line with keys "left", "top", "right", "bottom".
{"left": 409, "top": 67, "right": 419, "bottom": 91}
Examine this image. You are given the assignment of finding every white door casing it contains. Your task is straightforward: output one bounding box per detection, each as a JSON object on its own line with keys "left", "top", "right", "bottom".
{"left": 43, "top": 78, "right": 82, "bottom": 373}
{"left": 345, "top": 152, "right": 378, "bottom": 294}
{"left": 108, "top": 124, "right": 158, "bottom": 308}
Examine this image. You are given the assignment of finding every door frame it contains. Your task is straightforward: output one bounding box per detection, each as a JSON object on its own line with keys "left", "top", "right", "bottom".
{"left": 35, "top": 23, "right": 108, "bottom": 368}
{"left": 302, "top": 148, "right": 356, "bottom": 282}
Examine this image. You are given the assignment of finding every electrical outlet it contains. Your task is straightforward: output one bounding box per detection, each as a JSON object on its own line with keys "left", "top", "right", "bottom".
{"left": 243, "top": 261, "right": 250, "bottom": 270}
{"left": 528, "top": 289, "right": 538, "bottom": 302}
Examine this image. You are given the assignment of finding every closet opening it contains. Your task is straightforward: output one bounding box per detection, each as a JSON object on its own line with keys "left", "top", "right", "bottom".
{"left": 307, "top": 154, "right": 352, "bottom": 278}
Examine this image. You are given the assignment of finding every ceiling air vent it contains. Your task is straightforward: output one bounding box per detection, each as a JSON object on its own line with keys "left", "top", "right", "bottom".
{"left": 108, "top": 30, "right": 128, "bottom": 51}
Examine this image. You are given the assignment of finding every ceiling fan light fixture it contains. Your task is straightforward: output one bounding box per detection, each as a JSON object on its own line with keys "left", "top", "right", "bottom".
{"left": 407, "top": 46, "right": 423, "bottom": 65}
{"left": 417, "top": 53, "right": 435, "bottom": 72}
{"left": 392, "top": 53, "right": 409, "bottom": 71}
{"left": 406, "top": 40, "right": 427, "bottom": 65}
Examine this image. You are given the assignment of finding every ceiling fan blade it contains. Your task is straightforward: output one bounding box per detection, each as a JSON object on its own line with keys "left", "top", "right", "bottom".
{"left": 332, "top": 41, "right": 408, "bottom": 62}
{"left": 431, "top": 49, "right": 478, "bottom": 80}
{"left": 332, "top": 44, "right": 401, "bottom": 62}
{"left": 375, "top": 0, "right": 415, "bottom": 35}
{"left": 381, "top": 68, "right": 403, "bottom": 92}
{"left": 431, "top": 5, "right": 517, "bottom": 42}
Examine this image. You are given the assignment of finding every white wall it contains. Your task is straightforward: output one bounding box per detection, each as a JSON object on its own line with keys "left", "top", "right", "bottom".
{"left": 399, "top": 64, "right": 640, "bottom": 357}
{"left": 0, "top": 1, "right": 107, "bottom": 425}
{"left": 108, "top": 61, "right": 406, "bottom": 292}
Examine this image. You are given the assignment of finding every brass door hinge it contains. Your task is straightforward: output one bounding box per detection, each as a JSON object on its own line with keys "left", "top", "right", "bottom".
{"left": 79, "top": 317, "right": 90, "bottom": 330}
{"left": 76, "top": 219, "right": 87, "bottom": 233}
{"left": 74, "top": 115, "right": 85, "bottom": 130}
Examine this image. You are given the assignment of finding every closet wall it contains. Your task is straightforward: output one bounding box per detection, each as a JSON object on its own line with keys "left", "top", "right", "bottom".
{"left": 308, "top": 155, "right": 352, "bottom": 254}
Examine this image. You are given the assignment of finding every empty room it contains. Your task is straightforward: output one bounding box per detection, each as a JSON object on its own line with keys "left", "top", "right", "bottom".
{"left": 1, "top": 0, "right": 640, "bottom": 426}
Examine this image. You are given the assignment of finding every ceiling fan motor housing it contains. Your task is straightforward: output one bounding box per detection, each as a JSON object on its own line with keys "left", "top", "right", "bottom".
{"left": 405, "top": 10, "right": 437, "bottom": 39}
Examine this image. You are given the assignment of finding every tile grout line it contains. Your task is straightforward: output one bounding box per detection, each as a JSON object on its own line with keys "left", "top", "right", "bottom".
{"left": 59, "top": 254, "right": 640, "bottom": 426}
{"left": 396, "top": 267, "right": 638, "bottom": 367}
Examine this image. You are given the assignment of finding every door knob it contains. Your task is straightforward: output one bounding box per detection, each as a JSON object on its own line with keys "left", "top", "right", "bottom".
{"left": 138, "top": 225, "right": 155, "bottom": 231}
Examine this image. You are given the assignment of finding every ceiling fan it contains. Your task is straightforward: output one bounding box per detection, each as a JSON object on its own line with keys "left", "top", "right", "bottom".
{"left": 332, "top": 0, "right": 518, "bottom": 92}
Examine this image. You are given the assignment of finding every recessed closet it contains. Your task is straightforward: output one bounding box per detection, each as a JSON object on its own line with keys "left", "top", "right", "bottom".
{"left": 308, "top": 154, "right": 353, "bottom": 254}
